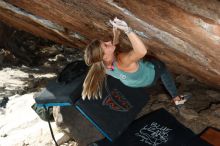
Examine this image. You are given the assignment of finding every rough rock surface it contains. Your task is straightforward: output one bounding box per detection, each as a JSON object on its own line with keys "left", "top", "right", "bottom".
{"left": 53, "top": 106, "right": 104, "bottom": 146}
{"left": 0, "top": 0, "right": 219, "bottom": 88}
{"left": 0, "top": 16, "right": 220, "bottom": 146}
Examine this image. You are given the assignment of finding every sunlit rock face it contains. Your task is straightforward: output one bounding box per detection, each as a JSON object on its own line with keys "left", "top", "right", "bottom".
{"left": 0, "top": 10, "right": 220, "bottom": 145}
{"left": 0, "top": 0, "right": 220, "bottom": 88}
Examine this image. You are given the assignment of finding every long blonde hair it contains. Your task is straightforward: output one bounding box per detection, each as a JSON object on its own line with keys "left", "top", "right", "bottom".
{"left": 82, "top": 39, "right": 106, "bottom": 100}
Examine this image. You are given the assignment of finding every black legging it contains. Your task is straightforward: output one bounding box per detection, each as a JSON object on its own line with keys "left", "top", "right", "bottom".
{"left": 146, "top": 59, "right": 178, "bottom": 98}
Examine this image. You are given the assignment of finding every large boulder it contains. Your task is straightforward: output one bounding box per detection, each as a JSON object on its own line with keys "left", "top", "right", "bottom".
{"left": 53, "top": 106, "right": 104, "bottom": 146}
{"left": 0, "top": 0, "right": 219, "bottom": 88}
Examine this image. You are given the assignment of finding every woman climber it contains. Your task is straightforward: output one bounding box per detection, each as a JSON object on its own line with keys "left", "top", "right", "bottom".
{"left": 82, "top": 17, "right": 189, "bottom": 106}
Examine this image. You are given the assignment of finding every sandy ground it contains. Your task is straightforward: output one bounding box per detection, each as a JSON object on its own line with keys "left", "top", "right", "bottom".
{"left": 0, "top": 67, "right": 65, "bottom": 146}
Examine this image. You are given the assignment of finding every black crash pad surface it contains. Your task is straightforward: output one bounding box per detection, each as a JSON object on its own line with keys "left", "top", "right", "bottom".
{"left": 75, "top": 75, "right": 149, "bottom": 141}
{"left": 92, "top": 108, "right": 212, "bottom": 146}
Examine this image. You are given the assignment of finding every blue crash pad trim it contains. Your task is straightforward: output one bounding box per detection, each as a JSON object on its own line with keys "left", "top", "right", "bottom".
{"left": 36, "top": 102, "right": 72, "bottom": 108}
{"left": 75, "top": 105, "right": 113, "bottom": 142}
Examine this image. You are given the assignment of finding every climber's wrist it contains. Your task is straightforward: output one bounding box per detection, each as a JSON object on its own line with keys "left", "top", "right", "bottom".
{"left": 124, "top": 27, "right": 133, "bottom": 35}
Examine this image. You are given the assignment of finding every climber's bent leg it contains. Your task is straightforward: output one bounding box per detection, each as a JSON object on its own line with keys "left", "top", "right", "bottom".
{"left": 148, "top": 59, "right": 178, "bottom": 98}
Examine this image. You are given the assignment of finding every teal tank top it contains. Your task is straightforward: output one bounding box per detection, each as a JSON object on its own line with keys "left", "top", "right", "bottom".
{"left": 106, "top": 60, "right": 155, "bottom": 87}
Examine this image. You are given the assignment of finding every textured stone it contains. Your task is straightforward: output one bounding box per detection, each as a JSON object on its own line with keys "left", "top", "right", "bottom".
{"left": 157, "top": 94, "right": 170, "bottom": 102}
{"left": 53, "top": 132, "right": 71, "bottom": 146}
{"left": 0, "top": 0, "right": 219, "bottom": 88}
{"left": 53, "top": 106, "right": 104, "bottom": 146}
{"left": 206, "top": 90, "right": 220, "bottom": 101}
{"left": 179, "top": 107, "right": 199, "bottom": 120}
